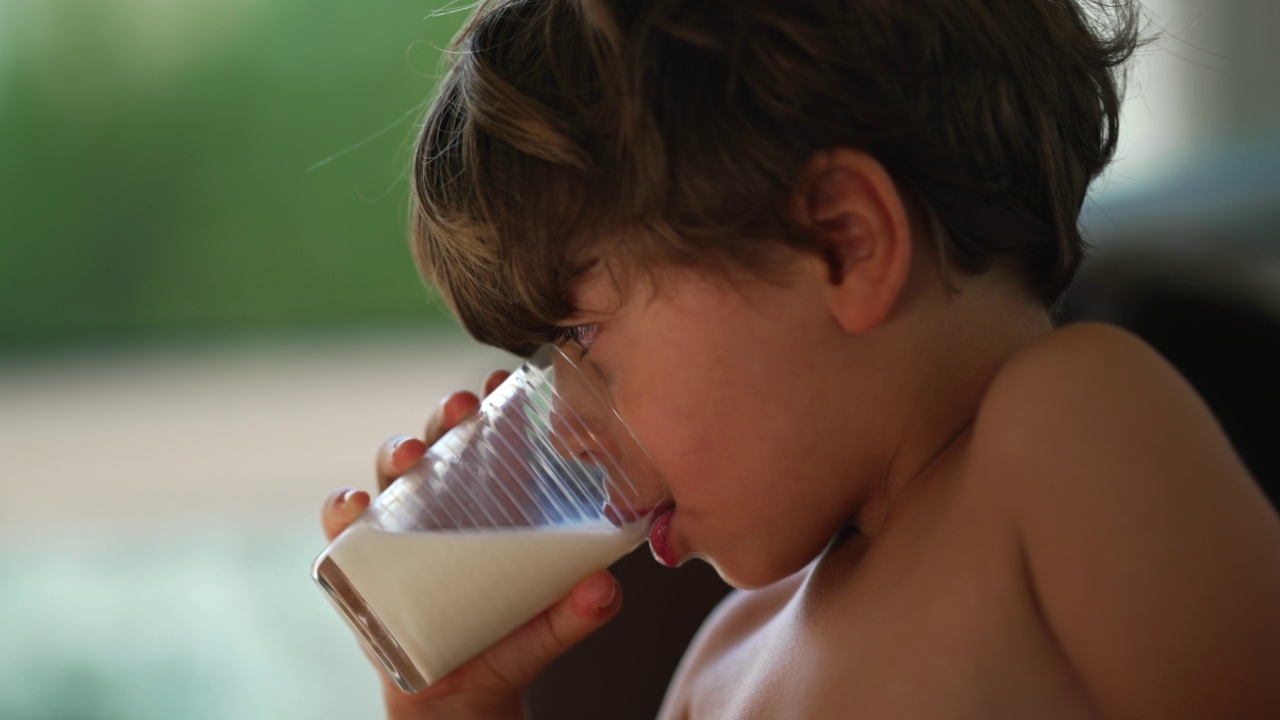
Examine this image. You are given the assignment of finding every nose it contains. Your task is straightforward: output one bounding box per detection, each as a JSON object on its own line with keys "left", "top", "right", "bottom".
{"left": 548, "top": 410, "right": 610, "bottom": 463}
{"left": 543, "top": 347, "right": 665, "bottom": 522}
{"left": 545, "top": 353, "right": 618, "bottom": 465}
{"left": 539, "top": 344, "right": 672, "bottom": 525}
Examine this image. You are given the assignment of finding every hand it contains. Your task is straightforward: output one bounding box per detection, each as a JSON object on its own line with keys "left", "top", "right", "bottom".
{"left": 320, "top": 370, "right": 624, "bottom": 720}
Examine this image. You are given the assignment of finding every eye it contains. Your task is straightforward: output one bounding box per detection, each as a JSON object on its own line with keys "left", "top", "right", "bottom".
{"left": 552, "top": 323, "right": 600, "bottom": 353}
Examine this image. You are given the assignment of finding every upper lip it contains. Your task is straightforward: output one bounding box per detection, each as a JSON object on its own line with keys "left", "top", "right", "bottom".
{"left": 645, "top": 500, "right": 675, "bottom": 517}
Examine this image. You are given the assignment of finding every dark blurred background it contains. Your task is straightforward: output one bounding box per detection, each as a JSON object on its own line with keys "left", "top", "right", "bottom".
{"left": 0, "top": 0, "right": 1276, "bottom": 718}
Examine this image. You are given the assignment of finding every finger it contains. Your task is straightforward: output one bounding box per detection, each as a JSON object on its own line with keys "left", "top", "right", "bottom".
{"left": 482, "top": 370, "right": 511, "bottom": 397}
{"left": 376, "top": 435, "right": 428, "bottom": 492}
{"left": 464, "top": 570, "right": 621, "bottom": 689}
{"left": 320, "top": 488, "right": 370, "bottom": 541}
{"left": 422, "top": 391, "right": 481, "bottom": 446}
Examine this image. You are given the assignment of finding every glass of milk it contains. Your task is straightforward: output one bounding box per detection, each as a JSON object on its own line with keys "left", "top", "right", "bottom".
{"left": 312, "top": 343, "right": 668, "bottom": 693}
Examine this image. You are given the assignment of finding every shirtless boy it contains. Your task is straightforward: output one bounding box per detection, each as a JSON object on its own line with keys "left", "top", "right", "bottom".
{"left": 320, "top": 1, "right": 1280, "bottom": 717}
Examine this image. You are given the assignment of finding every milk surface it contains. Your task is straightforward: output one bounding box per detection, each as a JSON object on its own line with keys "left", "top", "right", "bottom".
{"left": 327, "top": 523, "right": 643, "bottom": 684}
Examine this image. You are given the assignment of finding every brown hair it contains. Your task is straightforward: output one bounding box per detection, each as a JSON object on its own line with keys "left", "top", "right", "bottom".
{"left": 411, "top": 0, "right": 1144, "bottom": 355}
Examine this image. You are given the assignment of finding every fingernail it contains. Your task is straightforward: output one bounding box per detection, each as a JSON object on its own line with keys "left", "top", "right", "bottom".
{"left": 391, "top": 436, "right": 425, "bottom": 463}
{"left": 388, "top": 435, "right": 415, "bottom": 461}
{"left": 338, "top": 488, "right": 359, "bottom": 508}
{"left": 438, "top": 392, "right": 462, "bottom": 417}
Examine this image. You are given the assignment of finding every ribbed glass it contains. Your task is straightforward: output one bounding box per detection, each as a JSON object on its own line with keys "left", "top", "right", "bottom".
{"left": 312, "top": 344, "right": 666, "bottom": 691}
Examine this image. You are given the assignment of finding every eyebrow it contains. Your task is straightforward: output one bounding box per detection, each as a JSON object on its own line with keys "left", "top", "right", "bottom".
{"left": 559, "top": 258, "right": 627, "bottom": 323}
{"left": 567, "top": 257, "right": 600, "bottom": 279}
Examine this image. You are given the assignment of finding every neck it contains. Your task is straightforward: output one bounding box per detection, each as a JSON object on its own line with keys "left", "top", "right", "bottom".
{"left": 851, "top": 275, "right": 1053, "bottom": 537}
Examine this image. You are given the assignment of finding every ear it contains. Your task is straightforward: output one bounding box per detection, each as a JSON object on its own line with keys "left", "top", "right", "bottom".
{"left": 792, "top": 148, "right": 914, "bottom": 334}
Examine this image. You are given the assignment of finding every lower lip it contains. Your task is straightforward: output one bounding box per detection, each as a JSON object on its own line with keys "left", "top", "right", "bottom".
{"left": 648, "top": 507, "right": 678, "bottom": 567}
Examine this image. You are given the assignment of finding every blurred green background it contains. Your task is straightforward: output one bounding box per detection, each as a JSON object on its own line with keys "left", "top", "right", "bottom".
{"left": 0, "top": 0, "right": 1276, "bottom": 718}
{"left": 0, "top": 0, "right": 461, "bottom": 355}
{"left": 0, "top": 2, "right": 496, "bottom": 718}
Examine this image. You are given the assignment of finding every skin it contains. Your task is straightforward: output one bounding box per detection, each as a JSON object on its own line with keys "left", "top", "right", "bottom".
{"left": 321, "top": 148, "right": 1280, "bottom": 718}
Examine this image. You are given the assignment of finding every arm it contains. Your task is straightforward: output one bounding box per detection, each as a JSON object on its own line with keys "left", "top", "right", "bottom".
{"left": 975, "top": 323, "right": 1280, "bottom": 719}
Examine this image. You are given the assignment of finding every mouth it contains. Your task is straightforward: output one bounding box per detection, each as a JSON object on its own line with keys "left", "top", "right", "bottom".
{"left": 602, "top": 500, "right": 678, "bottom": 566}
{"left": 646, "top": 503, "right": 678, "bottom": 568}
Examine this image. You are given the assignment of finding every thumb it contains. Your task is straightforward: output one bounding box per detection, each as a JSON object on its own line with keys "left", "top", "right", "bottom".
{"left": 469, "top": 570, "right": 621, "bottom": 689}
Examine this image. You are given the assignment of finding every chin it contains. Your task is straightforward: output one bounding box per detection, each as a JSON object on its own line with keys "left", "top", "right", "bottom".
{"left": 696, "top": 552, "right": 812, "bottom": 591}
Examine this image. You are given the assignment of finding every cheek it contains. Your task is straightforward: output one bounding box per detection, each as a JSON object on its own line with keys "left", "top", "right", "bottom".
{"left": 615, "top": 354, "right": 802, "bottom": 498}
{"left": 615, "top": 388, "right": 732, "bottom": 508}
{"left": 623, "top": 397, "right": 719, "bottom": 488}
{"left": 627, "top": 400, "right": 780, "bottom": 527}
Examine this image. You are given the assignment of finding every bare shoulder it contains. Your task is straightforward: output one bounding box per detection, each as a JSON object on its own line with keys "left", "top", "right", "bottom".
{"left": 971, "top": 321, "right": 1250, "bottom": 490}
{"left": 969, "top": 322, "right": 1280, "bottom": 718}
{"left": 656, "top": 571, "right": 805, "bottom": 720}
{"left": 977, "top": 321, "right": 1212, "bottom": 437}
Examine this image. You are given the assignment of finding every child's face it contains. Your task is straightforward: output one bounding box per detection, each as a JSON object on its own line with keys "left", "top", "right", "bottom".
{"left": 565, "top": 254, "right": 870, "bottom": 589}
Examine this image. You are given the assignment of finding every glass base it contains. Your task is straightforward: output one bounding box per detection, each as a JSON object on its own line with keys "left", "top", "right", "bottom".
{"left": 312, "top": 555, "right": 428, "bottom": 693}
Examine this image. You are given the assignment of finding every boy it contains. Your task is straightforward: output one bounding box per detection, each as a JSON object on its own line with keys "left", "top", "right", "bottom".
{"left": 321, "top": 0, "right": 1280, "bottom": 717}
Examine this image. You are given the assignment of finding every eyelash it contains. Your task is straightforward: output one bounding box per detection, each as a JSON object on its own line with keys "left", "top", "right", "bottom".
{"left": 552, "top": 323, "right": 599, "bottom": 352}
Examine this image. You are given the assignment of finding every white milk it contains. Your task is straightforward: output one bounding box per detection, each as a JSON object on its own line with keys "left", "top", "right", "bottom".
{"left": 326, "top": 523, "right": 643, "bottom": 684}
